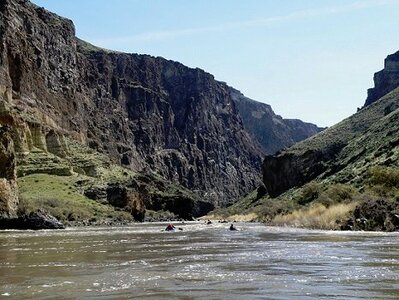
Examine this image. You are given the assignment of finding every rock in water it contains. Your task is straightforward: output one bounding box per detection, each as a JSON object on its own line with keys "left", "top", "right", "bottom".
{"left": 342, "top": 199, "right": 399, "bottom": 232}
{"left": 17, "top": 210, "right": 65, "bottom": 230}
{"left": 0, "top": 210, "right": 65, "bottom": 230}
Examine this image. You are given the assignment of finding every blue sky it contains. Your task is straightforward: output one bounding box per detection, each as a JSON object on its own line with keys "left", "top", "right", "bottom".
{"left": 31, "top": 0, "right": 399, "bottom": 127}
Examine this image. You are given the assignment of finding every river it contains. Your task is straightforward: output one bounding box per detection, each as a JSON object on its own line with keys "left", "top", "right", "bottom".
{"left": 0, "top": 222, "right": 398, "bottom": 299}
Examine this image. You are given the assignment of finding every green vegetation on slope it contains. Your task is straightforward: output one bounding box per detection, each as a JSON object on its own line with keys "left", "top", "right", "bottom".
{"left": 18, "top": 174, "right": 131, "bottom": 223}
{"left": 229, "top": 84, "right": 399, "bottom": 231}
{"left": 15, "top": 136, "right": 206, "bottom": 224}
{"left": 216, "top": 164, "right": 399, "bottom": 230}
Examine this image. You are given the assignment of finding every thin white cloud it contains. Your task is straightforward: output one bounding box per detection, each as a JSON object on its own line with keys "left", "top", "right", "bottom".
{"left": 92, "top": 0, "right": 399, "bottom": 45}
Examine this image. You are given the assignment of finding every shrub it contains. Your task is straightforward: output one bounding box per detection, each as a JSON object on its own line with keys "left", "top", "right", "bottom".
{"left": 255, "top": 197, "right": 295, "bottom": 221}
{"left": 297, "top": 182, "right": 321, "bottom": 205}
{"left": 368, "top": 166, "right": 399, "bottom": 188}
{"left": 325, "top": 184, "right": 355, "bottom": 203}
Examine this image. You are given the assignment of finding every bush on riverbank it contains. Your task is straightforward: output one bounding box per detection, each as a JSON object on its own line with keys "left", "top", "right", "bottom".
{"left": 271, "top": 202, "right": 356, "bottom": 230}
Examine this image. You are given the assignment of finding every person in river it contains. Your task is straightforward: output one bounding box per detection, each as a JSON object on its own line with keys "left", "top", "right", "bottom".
{"left": 229, "top": 223, "right": 237, "bottom": 231}
{"left": 165, "top": 223, "right": 176, "bottom": 231}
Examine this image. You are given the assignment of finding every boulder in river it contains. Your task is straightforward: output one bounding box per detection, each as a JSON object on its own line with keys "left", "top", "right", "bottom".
{"left": 0, "top": 210, "right": 65, "bottom": 230}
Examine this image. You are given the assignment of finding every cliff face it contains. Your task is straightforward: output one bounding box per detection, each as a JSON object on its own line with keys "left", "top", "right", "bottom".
{"left": 365, "top": 50, "right": 399, "bottom": 107}
{"left": 0, "top": 0, "right": 264, "bottom": 206}
{"left": 230, "top": 88, "right": 323, "bottom": 154}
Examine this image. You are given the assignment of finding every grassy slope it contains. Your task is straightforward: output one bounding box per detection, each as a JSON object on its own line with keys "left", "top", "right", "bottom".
{"left": 16, "top": 137, "right": 200, "bottom": 224}
{"left": 18, "top": 174, "right": 131, "bottom": 223}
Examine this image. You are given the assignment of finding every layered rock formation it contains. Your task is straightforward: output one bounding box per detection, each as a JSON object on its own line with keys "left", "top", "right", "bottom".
{"left": 230, "top": 88, "right": 323, "bottom": 154}
{"left": 365, "top": 50, "right": 399, "bottom": 107}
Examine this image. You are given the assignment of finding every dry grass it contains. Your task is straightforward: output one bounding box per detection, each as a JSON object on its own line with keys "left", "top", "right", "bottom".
{"left": 202, "top": 212, "right": 258, "bottom": 222}
{"left": 271, "top": 202, "right": 356, "bottom": 230}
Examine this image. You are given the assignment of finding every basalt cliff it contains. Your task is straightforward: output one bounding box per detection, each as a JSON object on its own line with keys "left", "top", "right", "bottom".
{"left": 0, "top": 0, "right": 321, "bottom": 225}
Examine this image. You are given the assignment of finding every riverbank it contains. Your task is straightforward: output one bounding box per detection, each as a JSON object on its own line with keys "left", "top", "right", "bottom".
{"left": 2, "top": 196, "right": 399, "bottom": 232}
{"left": 207, "top": 197, "right": 399, "bottom": 232}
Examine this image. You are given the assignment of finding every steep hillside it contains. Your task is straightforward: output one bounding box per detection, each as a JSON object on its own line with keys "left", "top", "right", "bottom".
{"left": 214, "top": 53, "right": 399, "bottom": 231}
{"left": 263, "top": 86, "right": 399, "bottom": 198}
{"left": 230, "top": 88, "right": 323, "bottom": 154}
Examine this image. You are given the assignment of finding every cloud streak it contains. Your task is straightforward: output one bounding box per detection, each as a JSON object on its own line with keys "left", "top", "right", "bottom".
{"left": 92, "top": 0, "right": 399, "bottom": 45}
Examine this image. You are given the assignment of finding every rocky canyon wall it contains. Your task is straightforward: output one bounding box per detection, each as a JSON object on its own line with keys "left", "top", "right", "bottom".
{"left": 0, "top": 0, "right": 263, "bottom": 206}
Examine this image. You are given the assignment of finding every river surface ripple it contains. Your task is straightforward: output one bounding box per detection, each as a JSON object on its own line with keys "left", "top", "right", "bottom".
{"left": 0, "top": 222, "right": 399, "bottom": 299}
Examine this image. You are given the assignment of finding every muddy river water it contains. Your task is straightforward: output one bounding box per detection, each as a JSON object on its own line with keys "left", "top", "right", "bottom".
{"left": 1, "top": 222, "right": 399, "bottom": 299}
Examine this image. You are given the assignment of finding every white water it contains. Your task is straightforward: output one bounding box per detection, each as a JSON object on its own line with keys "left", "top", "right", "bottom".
{"left": 1, "top": 222, "right": 399, "bottom": 299}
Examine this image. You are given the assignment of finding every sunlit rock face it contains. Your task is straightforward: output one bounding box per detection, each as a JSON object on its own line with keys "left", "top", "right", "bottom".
{"left": 365, "top": 50, "right": 399, "bottom": 107}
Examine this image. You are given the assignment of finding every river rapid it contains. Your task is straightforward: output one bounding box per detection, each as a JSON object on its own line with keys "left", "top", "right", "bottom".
{"left": 0, "top": 222, "right": 398, "bottom": 299}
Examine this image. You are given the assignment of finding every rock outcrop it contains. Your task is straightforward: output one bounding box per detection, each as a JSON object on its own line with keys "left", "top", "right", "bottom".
{"left": 365, "top": 50, "right": 399, "bottom": 107}
{"left": 0, "top": 210, "right": 65, "bottom": 230}
{"left": 0, "top": 126, "right": 18, "bottom": 218}
{"left": 230, "top": 88, "right": 323, "bottom": 154}
{"left": 83, "top": 174, "right": 214, "bottom": 220}
{"left": 342, "top": 199, "right": 399, "bottom": 232}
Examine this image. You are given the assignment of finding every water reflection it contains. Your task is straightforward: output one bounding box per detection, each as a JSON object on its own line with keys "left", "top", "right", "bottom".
{"left": 0, "top": 223, "right": 399, "bottom": 299}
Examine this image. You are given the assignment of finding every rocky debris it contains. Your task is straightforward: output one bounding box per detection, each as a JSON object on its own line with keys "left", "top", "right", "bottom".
{"left": 365, "top": 50, "right": 399, "bottom": 107}
{"left": 0, "top": 210, "right": 65, "bottom": 230}
{"left": 230, "top": 87, "right": 323, "bottom": 154}
{"left": 341, "top": 199, "right": 399, "bottom": 232}
{"left": 0, "top": 126, "right": 18, "bottom": 218}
